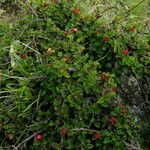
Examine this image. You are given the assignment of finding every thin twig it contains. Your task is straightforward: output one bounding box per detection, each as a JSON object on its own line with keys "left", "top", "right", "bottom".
{"left": 88, "top": 116, "right": 94, "bottom": 128}
{"left": 26, "top": 119, "right": 50, "bottom": 128}
{"left": 0, "top": 61, "right": 11, "bottom": 66}
{"left": 36, "top": 90, "right": 41, "bottom": 109}
{"left": 32, "top": 36, "right": 43, "bottom": 63}
{"left": 28, "top": 4, "right": 41, "bottom": 30}
{"left": 15, "top": 130, "right": 43, "bottom": 149}
{"left": 71, "top": 128, "right": 99, "bottom": 133}
{"left": 18, "top": 19, "right": 50, "bottom": 38}
{"left": 19, "top": 41, "right": 41, "bottom": 55}
{"left": 1, "top": 73, "right": 47, "bottom": 81}
{"left": 122, "top": 0, "right": 146, "bottom": 19}
{"left": 97, "top": 48, "right": 112, "bottom": 62}
{"left": 0, "top": 96, "right": 12, "bottom": 99}
{"left": 14, "top": 129, "right": 27, "bottom": 146}
{"left": 17, "top": 99, "right": 38, "bottom": 117}
{"left": 60, "top": 137, "right": 64, "bottom": 149}
{"left": 0, "top": 90, "right": 19, "bottom": 94}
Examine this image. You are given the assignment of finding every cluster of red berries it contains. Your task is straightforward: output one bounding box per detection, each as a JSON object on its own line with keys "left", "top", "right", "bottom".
{"left": 101, "top": 72, "right": 107, "bottom": 81}
{"left": 118, "top": 104, "right": 128, "bottom": 114}
{"left": 60, "top": 128, "right": 68, "bottom": 137}
{"left": 112, "top": 87, "right": 117, "bottom": 93}
{"left": 20, "top": 53, "right": 28, "bottom": 59}
{"left": 73, "top": 8, "right": 80, "bottom": 14}
{"left": 129, "top": 27, "right": 135, "bottom": 32}
{"left": 103, "top": 36, "right": 110, "bottom": 42}
{"left": 94, "top": 132, "right": 102, "bottom": 140}
{"left": 122, "top": 49, "right": 129, "bottom": 55}
{"left": 109, "top": 116, "right": 117, "bottom": 125}
{"left": 35, "top": 129, "right": 103, "bottom": 141}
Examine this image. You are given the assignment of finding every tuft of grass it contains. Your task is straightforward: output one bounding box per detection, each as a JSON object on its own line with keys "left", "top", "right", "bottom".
{"left": 80, "top": 0, "right": 149, "bottom": 23}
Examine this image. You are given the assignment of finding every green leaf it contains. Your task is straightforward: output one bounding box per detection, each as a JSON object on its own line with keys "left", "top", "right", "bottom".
{"left": 86, "top": 144, "right": 93, "bottom": 149}
{"left": 24, "top": 87, "right": 32, "bottom": 99}
{"left": 103, "top": 138, "right": 112, "bottom": 144}
{"left": 63, "top": 71, "right": 70, "bottom": 78}
{"left": 97, "top": 92, "right": 115, "bottom": 106}
{"left": 58, "top": 52, "right": 63, "bottom": 57}
{"left": 48, "top": 121, "right": 55, "bottom": 127}
{"left": 66, "top": 22, "right": 72, "bottom": 30}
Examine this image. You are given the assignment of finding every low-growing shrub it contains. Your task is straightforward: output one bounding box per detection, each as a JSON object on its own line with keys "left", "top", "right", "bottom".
{"left": 0, "top": 0, "right": 149, "bottom": 149}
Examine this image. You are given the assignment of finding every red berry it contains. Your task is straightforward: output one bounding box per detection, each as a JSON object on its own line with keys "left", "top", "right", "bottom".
{"left": 72, "top": 28, "right": 78, "bottom": 33}
{"left": 118, "top": 104, "right": 128, "bottom": 114}
{"left": 112, "top": 87, "right": 117, "bottom": 93}
{"left": 73, "top": 8, "right": 79, "bottom": 14}
{"left": 118, "top": 104, "right": 125, "bottom": 109}
{"left": 20, "top": 53, "right": 28, "bottom": 58}
{"left": 35, "top": 134, "right": 43, "bottom": 141}
{"left": 122, "top": 108, "right": 127, "bottom": 114}
{"left": 94, "top": 132, "right": 102, "bottom": 140}
{"left": 60, "top": 128, "right": 67, "bottom": 137}
{"left": 109, "top": 116, "right": 117, "bottom": 125}
{"left": 122, "top": 49, "right": 129, "bottom": 55}
{"left": 129, "top": 27, "right": 135, "bottom": 32}
{"left": 101, "top": 72, "right": 107, "bottom": 81}
{"left": 103, "top": 36, "right": 110, "bottom": 42}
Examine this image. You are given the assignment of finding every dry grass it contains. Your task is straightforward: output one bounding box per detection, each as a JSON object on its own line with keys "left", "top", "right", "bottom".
{"left": 80, "top": 0, "right": 149, "bottom": 24}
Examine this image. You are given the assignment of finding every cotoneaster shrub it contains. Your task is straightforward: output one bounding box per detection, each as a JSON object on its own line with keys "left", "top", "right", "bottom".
{"left": 0, "top": 0, "right": 149, "bottom": 149}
